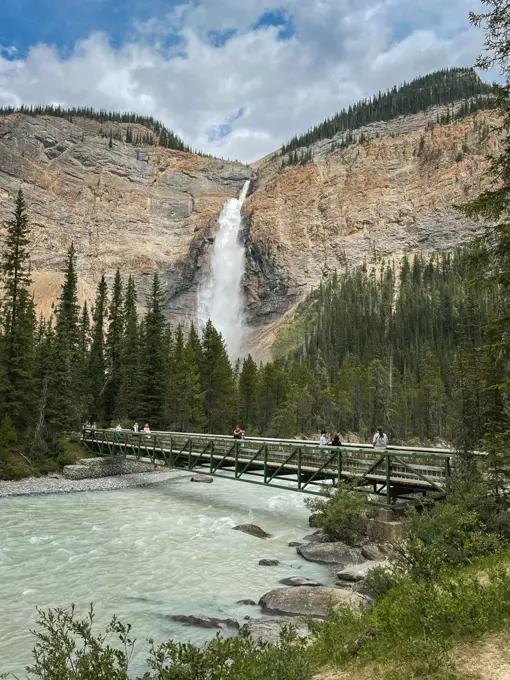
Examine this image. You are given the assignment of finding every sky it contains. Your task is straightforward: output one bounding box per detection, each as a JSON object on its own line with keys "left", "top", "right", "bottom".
{"left": 0, "top": 0, "right": 494, "bottom": 163}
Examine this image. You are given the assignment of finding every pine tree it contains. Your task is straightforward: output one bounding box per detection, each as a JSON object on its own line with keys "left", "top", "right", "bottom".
{"left": 238, "top": 355, "right": 260, "bottom": 431}
{"left": 167, "top": 326, "right": 205, "bottom": 432}
{"left": 139, "top": 273, "right": 168, "bottom": 428}
{"left": 201, "top": 320, "right": 235, "bottom": 433}
{"left": 47, "top": 243, "right": 83, "bottom": 434}
{"left": 117, "top": 275, "right": 140, "bottom": 421}
{"left": 88, "top": 276, "right": 108, "bottom": 421}
{"left": 0, "top": 190, "right": 37, "bottom": 431}
{"left": 103, "top": 270, "right": 124, "bottom": 423}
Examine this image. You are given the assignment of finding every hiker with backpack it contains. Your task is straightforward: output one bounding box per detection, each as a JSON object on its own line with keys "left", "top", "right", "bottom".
{"left": 372, "top": 426, "right": 388, "bottom": 449}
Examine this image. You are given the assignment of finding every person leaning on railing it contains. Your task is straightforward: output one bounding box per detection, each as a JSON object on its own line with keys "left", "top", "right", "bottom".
{"left": 372, "top": 427, "right": 388, "bottom": 449}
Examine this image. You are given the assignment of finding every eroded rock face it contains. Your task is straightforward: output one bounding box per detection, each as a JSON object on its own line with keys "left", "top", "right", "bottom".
{"left": 297, "top": 542, "right": 365, "bottom": 567}
{"left": 0, "top": 114, "right": 252, "bottom": 322}
{"left": 232, "top": 524, "right": 271, "bottom": 539}
{"left": 258, "top": 586, "right": 365, "bottom": 618}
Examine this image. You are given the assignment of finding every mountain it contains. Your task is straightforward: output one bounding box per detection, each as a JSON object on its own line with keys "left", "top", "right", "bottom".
{"left": 0, "top": 68, "right": 501, "bottom": 356}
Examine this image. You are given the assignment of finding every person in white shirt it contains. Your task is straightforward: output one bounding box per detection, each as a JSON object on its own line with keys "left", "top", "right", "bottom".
{"left": 319, "top": 430, "right": 328, "bottom": 448}
{"left": 372, "top": 427, "right": 388, "bottom": 449}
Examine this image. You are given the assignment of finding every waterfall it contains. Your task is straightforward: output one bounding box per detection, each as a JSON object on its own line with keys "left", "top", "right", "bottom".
{"left": 197, "top": 181, "right": 250, "bottom": 358}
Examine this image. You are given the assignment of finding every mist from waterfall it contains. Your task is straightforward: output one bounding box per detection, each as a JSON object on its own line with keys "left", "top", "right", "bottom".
{"left": 197, "top": 181, "right": 250, "bottom": 358}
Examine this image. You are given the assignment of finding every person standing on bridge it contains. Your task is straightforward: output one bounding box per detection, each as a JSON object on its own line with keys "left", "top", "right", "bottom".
{"left": 372, "top": 427, "right": 388, "bottom": 449}
{"left": 132, "top": 422, "right": 139, "bottom": 433}
{"left": 115, "top": 424, "right": 122, "bottom": 439}
{"left": 330, "top": 433, "right": 342, "bottom": 446}
{"left": 319, "top": 430, "right": 328, "bottom": 448}
{"left": 143, "top": 423, "right": 151, "bottom": 437}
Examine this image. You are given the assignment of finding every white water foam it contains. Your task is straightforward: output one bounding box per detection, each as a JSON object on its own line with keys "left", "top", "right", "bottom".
{"left": 197, "top": 181, "right": 250, "bottom": 358}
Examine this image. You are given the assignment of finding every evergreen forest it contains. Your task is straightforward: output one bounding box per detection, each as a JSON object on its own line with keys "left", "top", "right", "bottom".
{"left": 281, "top": 67, "right": 496, "bottom": 156}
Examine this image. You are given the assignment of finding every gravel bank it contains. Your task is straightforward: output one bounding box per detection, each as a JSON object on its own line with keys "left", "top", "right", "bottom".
{"left": 0, "top": 470, "right": 187, "bottom": 499}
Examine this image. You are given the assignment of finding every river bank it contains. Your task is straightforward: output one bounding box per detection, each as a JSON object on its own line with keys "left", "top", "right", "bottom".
{"left": 0, "top": 469, "right": 185, "bottom": 498}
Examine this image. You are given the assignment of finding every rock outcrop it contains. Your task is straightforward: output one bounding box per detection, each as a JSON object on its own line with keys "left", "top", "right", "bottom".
{"left": 297, "top": 541, "right": 366, "bottom": 567}
{"left": 232, "top": 524, "right": 271, "bottom": 539}
{"left": 0, "top": 107, "right": 501, "bottom": 358}
{"left": 259, "top": 586, "right": 365, "bottom": 618}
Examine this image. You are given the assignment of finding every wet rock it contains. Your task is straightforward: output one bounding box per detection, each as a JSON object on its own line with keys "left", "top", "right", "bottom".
{"left": 297, "top": 542, "right": 365, "bottom": 567}
{"left": 361, "top": 544, "right": 387, "bottom": 561}
{"left": 241, "top": 617, "right": 312, "bottom": 644}
{"left": 352, "top": 580, "right": 380, "bottom": 603}
{"left": 259, "top": 586, "right": 365, "bottom": 619}
{"left": 236, "top": 599, "right": 257, "bottom": 606}
{"left": 336, "top": 561, "right": 388, "bottom": 583}
{"left": 308, "top": 514, "right": 320, "bottom": 528}
{"left": 169, "top": 615, "right": 239, "bottom": 630}
{"left": 259, "top": 559, "right": 279, "bottom": 566}
{"left": 279, "top": 576, "right": 322, "bottom": 587}
{"left": 190, "top": 475, "right": 213, "bottom": 483}
{"left": 288, "top": 541, "right": 303, "bottom": 547}
{"left": 232, "top": 524, "right": 271, "bottom": 539}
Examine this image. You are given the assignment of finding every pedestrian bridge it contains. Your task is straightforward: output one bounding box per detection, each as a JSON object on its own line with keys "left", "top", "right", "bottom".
{"left": 81, "top": 429, "right": 457, "bottom": 506}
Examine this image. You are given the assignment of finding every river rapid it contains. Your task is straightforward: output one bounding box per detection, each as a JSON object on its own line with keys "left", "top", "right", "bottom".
{"left": 0, "top": 473, "right": 331, "bottom": 675}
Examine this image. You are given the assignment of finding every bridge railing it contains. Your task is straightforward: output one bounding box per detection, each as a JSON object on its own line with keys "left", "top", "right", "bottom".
{"left": 81, "top": 428, "right": 452, "bottom": 500}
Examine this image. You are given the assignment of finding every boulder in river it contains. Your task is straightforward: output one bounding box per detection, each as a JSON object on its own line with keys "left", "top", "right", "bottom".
{"left": 191, "top": 475, "right": 213, "bottom": 483}
{"left": 232, "top": 524, "right": 271, "bottom": 539}
{"left": 259, "top": 586, "right": 365, "bottom": 619}
{"left": 236, "top": 599, "right": 257, "bottom": 606}
{"left": 241, "top": 616, "right": 311, "bottom": 644}
{"left": 169, "top": 615, "right": 239, "bottom": 630}
{"left": 288, "top": 541, "right": 303, "bottom": 547}
{"left": 279, "top": 576, "right": 322, "bottom": 587}
{"left": 297, "top": 542, "right": 365, "bottom": 567}
{"left": 308, "top": 514, "right": 320, "bottom": 528}
{"left": 259, "top": 559, "right": 279, "bottom": 566}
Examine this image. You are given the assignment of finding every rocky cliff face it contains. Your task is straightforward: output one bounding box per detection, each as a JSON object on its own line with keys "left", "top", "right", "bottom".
{"left": 0, "top": 107, "right": 501, "bottom": 358}
{"left": 0, "top": 113, "right": 252, "bottom": 320}
{"left": 243, "top": 107, "right": 501, "bottom": 356}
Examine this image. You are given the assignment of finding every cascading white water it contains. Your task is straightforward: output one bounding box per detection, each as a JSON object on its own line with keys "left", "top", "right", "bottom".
{"left": 197, "top": 181, "right": 250, "bottom": 357}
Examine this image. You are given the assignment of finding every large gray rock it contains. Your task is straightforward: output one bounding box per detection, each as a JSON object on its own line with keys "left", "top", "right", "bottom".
{"left": 259, "top": 559, "right": 279, "bottom": 566}
{"left": 232, "top": 524, "right": 271, "bottom": 539}
{"left": 336, "top": 560, "right": 389, "bottom": 583}
{"left": 297, "top": 542, "right": 365, "bottom": 567}
{"left": 279, "top": 576, "right": 322, "bottom": 587}
{"left": 241, "top": 617, "right": 311, "bottom": 644}
{"left": 361, "top": 544, "right": 388, "bottom": 561}
{"left": 259, "top": 586, "right": 365, "bottom": 619}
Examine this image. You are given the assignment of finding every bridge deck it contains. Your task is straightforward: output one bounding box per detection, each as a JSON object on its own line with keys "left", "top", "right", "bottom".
{"left": 81, "top": 429, "right": 453, "bottom": 505}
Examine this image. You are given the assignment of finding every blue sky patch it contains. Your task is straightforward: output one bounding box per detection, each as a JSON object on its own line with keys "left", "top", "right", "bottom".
{"left": 206, "top": 107, "right": 245, "bottom": 142}
{"left": 207, "top": 28, "right": 237, "bottom": 48}
{"left": 254, "top": 9, "right": 294, "bottom": 40}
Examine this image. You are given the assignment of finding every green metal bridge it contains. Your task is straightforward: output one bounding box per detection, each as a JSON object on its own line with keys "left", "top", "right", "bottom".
{"left": 81, "top": 429, "right": 456, "bottom": 505}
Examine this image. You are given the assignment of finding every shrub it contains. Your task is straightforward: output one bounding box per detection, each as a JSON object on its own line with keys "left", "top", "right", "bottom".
{"left": 305, "top": 485, "right": 376, "bottom": 545}
{"left": 392, "top": 503, "right": 504, "bottom": 581}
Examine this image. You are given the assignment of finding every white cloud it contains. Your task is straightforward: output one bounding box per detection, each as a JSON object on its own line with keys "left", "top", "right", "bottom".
{"left": 0, "top": 0, "right": 488, "bottom": 163}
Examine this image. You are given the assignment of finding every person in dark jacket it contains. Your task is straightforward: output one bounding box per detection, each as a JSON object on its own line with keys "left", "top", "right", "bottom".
{"left": 330, "top": 433, "right": 342, "bottom": 446}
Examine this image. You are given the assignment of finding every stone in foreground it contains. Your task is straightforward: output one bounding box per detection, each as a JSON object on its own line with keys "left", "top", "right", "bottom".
{"left": 297, "top": 542, "right": 365, "bottom": 567}
{"left": 236, "top": 599, "right": 257, "bottom": 606}
{"left": 190, "top": 475, "right": 213, "bottom": 483}
{"left": 241, "top": 616, "right": 311, "bottom": 644}
{"left": 232, "top": 524, "right": 272, "bottom": 539}
{"left": 279, "top": 576, "right": 322, "bottom": 587}
{"left": 259, "top": 586, "right": 365, "bottom": 619}
{"left": 169, "top": 615, "right": 239, "bottom": 630}
{"left": 259, "top": 559, "right": 279, "bottom": 566}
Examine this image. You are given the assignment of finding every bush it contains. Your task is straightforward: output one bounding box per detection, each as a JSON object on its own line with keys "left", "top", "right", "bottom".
{"left": 3, "top": 605, "right": 313, "bottom": 680}
{"left": 392, "top": 503, "right": 504, "bottom": 581}
{"left": 305, "top": 485, "right": 376, "bottom": 545}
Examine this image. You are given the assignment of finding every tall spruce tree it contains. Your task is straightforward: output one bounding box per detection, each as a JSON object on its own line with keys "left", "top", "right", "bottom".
{"left": 103, "top": 270, "right": 124, "bottom": 423}
{"left": 47, "top": 243, "right": 82, "bottom": 433}
{"left": 201, "top": 320, "right": 235, "bottom": 433}
{"left": 88, "top": 276, "right": 108, "bottom": 421}
{"left": 238, "top": 355, "right": 260, "bottom": 431}
{"left": 139, "top": 273, "right": 168, "bottom": 428}
{"left": 0, "top": 190, "right": 37, "bottom": 431}
{"left": 167, "top": 326, "right": 205, "bottom": 432}
{"left": 117, "top": 275, "right": 140, "bottom": 421}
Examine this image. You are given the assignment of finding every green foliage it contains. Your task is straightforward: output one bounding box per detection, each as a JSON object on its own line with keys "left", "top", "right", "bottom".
{"left": 305, "top": 485, "right": 376, "bottom": 545}
{"left": 201, "top": 321, "right": 235, "bottom": 433}
{"left": 282, "top": 68, "right": 495, "bottom": 155}
{"left": 7, "top": 606, "right": 312, "bottom": 680}
{"left": 391, "top": 504, "right": 504, "bottom": 581}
